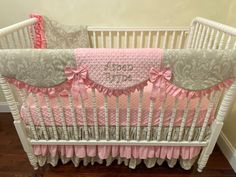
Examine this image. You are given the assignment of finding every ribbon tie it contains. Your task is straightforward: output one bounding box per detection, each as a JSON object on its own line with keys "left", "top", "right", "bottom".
{"left": 149, "top": 67, "right": 172, "bottom": 100}
{"left": 65, "top": 66, "right": 88, "bottom": 101}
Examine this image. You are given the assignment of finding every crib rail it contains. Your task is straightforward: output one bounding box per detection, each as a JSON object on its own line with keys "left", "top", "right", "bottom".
{"left": 88, "top": 27, "right": 189, "bottom": 48}
{"left": 0, "top": 18, "right": 36, "bottom": 49}
{"left": 187, "top": 17, "right": 236, "bottom": 49}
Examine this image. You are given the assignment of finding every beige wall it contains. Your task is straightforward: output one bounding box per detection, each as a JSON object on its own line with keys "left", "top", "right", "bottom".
{"left": 0, "top": 0, "right": 236, "bottom": 148}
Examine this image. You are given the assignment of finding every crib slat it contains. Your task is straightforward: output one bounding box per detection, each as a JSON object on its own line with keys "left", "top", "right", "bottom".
{"left": 178, "top": 31, "right": 184, "bottom": 49}
{"left": 218, "top": 33, "right": 225, "bottom": 49}
{"left": 147, "top": 100, "right": 155, "bottom": 141}
{"left": 32, "top": 94, "right": 49, "bottom": 140}
{"left": 109, "top": 31, "right": 112, "bottom": 48}
{"left": 104, "top": 95, "right": 109, "bottom": 140}
{"left": 115, "top": 96, "right": 120, "bottom": 141}
{"left": 68, "top": 91, "right": 79, "bottom": 140}
{"left": 147, "top": 31, "right": 151, "bottom": 48}
{"left": 140, "top": 31, "right": 144, "bottom": 48}
{"left": 187, "top": 97, "right": 203, "bottom": 141}
{"left": 155, "top": 31, "right": 159, "bottom": 48}
{"left": 207, "top": 29, "right": 215, "bottom": 49}
{"left": 167, "top": 98, "right": 178, "bottom": 141}
{"left": 124, "top": 31, "right": 128, "bottom": 48}
{"left": 126, "top": 94, "right": 131, "bottom": 140}
{"left": 178, "top": 98, "right": 190, "bottom": 141}
{"left": 170, "top": 31, "right": 175, "bottom": 49}
{"left": 44, "top": 95, "right": 58, "bottom": 140}
{"left": 156, "top": 96, "right": 167, "bottom": 141}
{"left": 198, "top": 26, "right": 206, "bottom": 49}
{"left": 18, "top": 89, "right": 38, "bottom": 140}
{"left": 225, "top": 35, "right": 231, "bottom": 49}
{"left": 16, "top": 30, "right": 23, "bottom": 48}
{"left": 26, "top": 26, "right": 34, "bottom": 48}
{"left": 132, "top": 31, "right": 135, "bottom": 48}
{"left": 5, "top": 36, "right": 10, "bottom": 48}
{"left": 10, "top": 33, "right": 17, "bottom": 48}
{"left": 190, "top": 23, "right": 199, "bottom": 48}
{"left": 101, "top": 31, "right": 104, "bottom": 48}
{"left": 117, "top": 31, "right": 120, "bottom": 48}
{"left": 198, "top": 92, "right": 219, "bottom": 141}
{"left": 56, "top": 97, "right": 69, "bottom": 140}
{"left": 136, "top": 89, "right": 143, "bottom": 140}
{"left": 202, "top": 27, "right": 210, "bottom": 49}
{"left": 92, "top": 89, "right": 99, "bottom": 140}
{"left": 194, "top": 24, "right": 203, "bottom": 49}
{"left": 93, "top": 31, "right": 97, "bottom": 48}
{"left": 79, "top": 94, "right": 89, "bottom": 140}
{"left": 162, "top": 31, "right": 167, "bottom": 49}
{"left": 212, "top": 31, "right": 220, "bottom": 49}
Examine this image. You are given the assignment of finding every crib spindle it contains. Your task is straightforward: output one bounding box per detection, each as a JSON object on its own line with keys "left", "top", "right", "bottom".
{"left": 56, "top": 97, "right": 69, "bottom": 140}
{"left": 44, "top": 94, "right": 58, "bottom": 140}
{"left": 212, "top": 31, "right": 220, "bottom": 49}
{"left": 187, "top": 97, "right": 203, "bottom": 141}
{"left": 167, "top": 98, "right": 179, "bottom": 141}
{"left": 225, "top": 35, "right": 231, "bottom": 49}
{"left": 5, "top": 35, "right": 10, "bottom": 48}
{"left": 104, "top": 95, "right": 109, "bottom": 140}
{"left": 194, "top": 24, "right": 203, "bottom": 49}
{"left": 162, "top": 31, "right": 167, "bottom": 49}
{"left": 146, "top": 100, "right": 155, "bottom": 141}
{"left": 109, "top": 31, "right": 112, "bottom": 48}
{"left": 218, "top": 33, "right": 225, "bottom": 49}
{"left": 116, "top": 31, "right": 120, "bottom": 48}
{"left": 115, "top": 96, "right": 120, "bottom": 141}
{"left": 178, "top": 31, "right": 184, "bottom": 49}
{"left": 16, "top": 30, "right": 23, "bottom": 48}
{"left": 170, "top": 31, "right": 175, "bottom": 49}
{"left": 93, "top": 31, "right": 97, "bottom": 48}
{"left": 207, "top": 29, "right": 215, "bottom": 49}
{"left": 79, "top": 94, "right": 89, "bottom": 140}
{"left": 68, "top": 91, "right": 79, "bottom": 140}
{"left": 140, "top": 31, "right": 144, "bottom": 48}
{"left": 178, "top": 99, "right": 190, "bottom": 141}
{"left": 202, "top": 27, "right": 210, "bottom": 49}
{"left": 147, "top": 31, "right": 151, "bottom": 48}
{"left": 126, "top": 94, "right": 131, "bottom": 140}
{"left": 198, "top": 92, "right": 218, "bottom": 141}
{"left": 124, "top": 31, "right": 128, "bottom": 48}
{"left": 198, "top": 26, "right": 206, "bottom": 49}
{"left": 26, "top": 26, "right": 34, "bottom": 48}
{"left": 155, "top": 31, "right": 159, "bottom": 48}
{"left": 101, "top": 31, "right": 104, "bottom": 48}
{"left": 190, "top": 22, "right": 199, "bottom": 48}
{"left": 156, "top": 96, "right": 167, "bottom": 141}
{"left": 136, "top": 89, "right": 143, "bottom": 140}
{"left": 10, "top": 33, "right": 17, "bottom": 48}
{"left": 18, "top": 89, "right": 38, "bottom": 140}
{"left": 32, "top": 94, "right": 49, "bottom": 140}
{"left": 92, "top": 89, "right": 99, "bottom": 140}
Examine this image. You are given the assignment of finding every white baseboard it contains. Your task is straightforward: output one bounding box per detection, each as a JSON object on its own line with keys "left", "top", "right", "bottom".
{"left": 217, "top": 132, "right": 236, "bottom": 173}
{"left": 0, "top": 102, "right": 10, "bottom": 112}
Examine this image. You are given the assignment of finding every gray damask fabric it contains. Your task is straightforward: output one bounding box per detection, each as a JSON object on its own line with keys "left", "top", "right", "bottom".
{"left": 42, "top": 16, "right": 90, "bottom": 48}
{"left": 0, "top": 49, "right": 236, "bottom": 90}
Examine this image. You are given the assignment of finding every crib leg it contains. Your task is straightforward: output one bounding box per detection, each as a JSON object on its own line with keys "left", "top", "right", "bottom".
{"left": 197, "top": 120, "right": 223, "bottom": 172}
{"left": 27, "top": 152, "right": 39, "bottom": 170}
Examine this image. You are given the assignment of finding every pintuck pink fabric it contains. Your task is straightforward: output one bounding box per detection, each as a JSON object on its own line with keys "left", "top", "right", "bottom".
{"left": 33, "top": 145, "right": 201, "bottom": 160}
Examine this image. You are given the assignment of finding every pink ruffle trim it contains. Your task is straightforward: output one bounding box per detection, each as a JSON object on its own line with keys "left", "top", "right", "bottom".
{"left": 30, "top": 13, "right": 46, "bottom": 48}
{"left": 87, "top": 79, "right": 148, "bottom": 97}
{"left": 164, "top": 78, "right": 234, "bottom": 98}
{"left": 33, "top": 145, "right": 201, "bottom": 160}
{"left": 6, "top": 78, "right": 72, "bottom": 97}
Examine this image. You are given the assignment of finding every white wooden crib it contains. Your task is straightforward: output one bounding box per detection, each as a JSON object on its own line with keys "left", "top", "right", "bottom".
{"left": 0, "top": 16, "right": 236, "bottom": 173}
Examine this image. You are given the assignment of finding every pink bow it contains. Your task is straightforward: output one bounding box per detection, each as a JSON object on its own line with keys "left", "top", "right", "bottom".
{"left": 65, "top": 66, "right": 88, "bottom": 101}
{"left": 149, "top": 67, "right": 172, "bottom": 100}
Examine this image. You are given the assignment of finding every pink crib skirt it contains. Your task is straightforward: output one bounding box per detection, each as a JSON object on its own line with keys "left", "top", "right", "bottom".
{"left": 33, "top": 145, "right": 201, "bottom": 160}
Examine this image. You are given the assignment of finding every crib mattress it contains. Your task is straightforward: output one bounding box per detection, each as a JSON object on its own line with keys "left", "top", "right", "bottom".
{"left": 20, "top": 83, "right": 215, "bottom": 127}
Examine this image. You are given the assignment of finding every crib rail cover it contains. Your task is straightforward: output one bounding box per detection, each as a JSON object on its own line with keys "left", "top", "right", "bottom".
{"left": 0, "top": 49, "right": 235, "bottom": 97}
